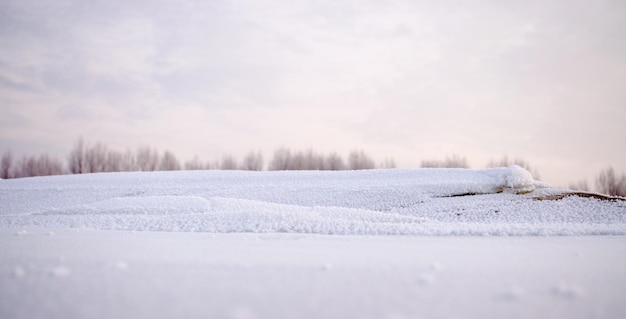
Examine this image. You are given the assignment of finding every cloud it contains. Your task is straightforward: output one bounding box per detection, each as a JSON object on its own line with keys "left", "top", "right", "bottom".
{"left": 0, "top": 0, "right": 625, "bottom": 186}
{"left": 0, "top": 107, "right": 31, "bottom": 129}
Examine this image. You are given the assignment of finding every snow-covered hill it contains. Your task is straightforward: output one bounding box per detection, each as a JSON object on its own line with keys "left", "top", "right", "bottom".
{"left": 1, "top": 167, "right": 625, "bottom": 319}
{"left": 1, "top": 166, "right": 624, "bottom": 235}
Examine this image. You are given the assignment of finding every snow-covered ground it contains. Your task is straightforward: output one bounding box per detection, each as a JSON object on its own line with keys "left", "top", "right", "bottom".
{"left": 1, "top": 167, "right": 625, "bottom": 318}
{"left": 2, "top": 166, "right": 624, "bottom": 235}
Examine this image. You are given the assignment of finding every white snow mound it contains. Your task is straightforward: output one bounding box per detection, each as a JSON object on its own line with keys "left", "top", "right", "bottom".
{"left": 480, "top": 165, "right": 538, "bottom": 194}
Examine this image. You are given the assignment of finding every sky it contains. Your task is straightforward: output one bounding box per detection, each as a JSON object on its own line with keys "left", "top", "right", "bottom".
{"left": 0, "top": 0, "right": 625, "bottom": 187}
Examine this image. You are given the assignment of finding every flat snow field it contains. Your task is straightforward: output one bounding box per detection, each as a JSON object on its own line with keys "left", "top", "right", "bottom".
{"left": 1, "top": 230, "right": 625, "bottom": 319}
{"left": 1, "top": 168, "right": 625, "bottom": 318}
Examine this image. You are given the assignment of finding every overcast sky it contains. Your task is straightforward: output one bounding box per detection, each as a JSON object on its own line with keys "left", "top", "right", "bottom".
{"left": 1, "top": 0, "right": 625, "bottom": 186}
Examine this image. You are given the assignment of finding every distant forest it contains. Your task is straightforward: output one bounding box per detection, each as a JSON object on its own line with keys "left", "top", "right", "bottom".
{"left": 0, "top": 138, "right": 395, "bottom": 177}
{"left": 1, "top": 138, "right": 625, "bottom": 197}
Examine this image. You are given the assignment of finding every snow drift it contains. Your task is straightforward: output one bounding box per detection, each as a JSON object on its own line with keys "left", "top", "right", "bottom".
{"left": 1, "top": 166, "right": 624, "bottom": 235}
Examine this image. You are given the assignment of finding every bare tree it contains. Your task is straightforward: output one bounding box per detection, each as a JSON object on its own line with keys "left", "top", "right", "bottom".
{"left": 269, "top": 148, "right": 292, "bottom": 171}
{"left": 220, "top": 155, "right": 238, "bottom": 170}
{"left": 241, "top": 151, "right": 264, "bottom": 171}
{"left": 85, "top": 142, "right": 108, "bottom": 173}
{"left": 14, "top": 156, "right": 35, "bottom": 178}
{"left": 159, "top": 151, "right": 181, "bottom": 171}
{"left": 348, "top": 150, "right": 375, "bottom": 170}
{"left": 68, "top": 138, "right": 87, "bottom": 174}
{"left": 310, "top": 149, "right": 326, "bottom": 170}
{"left": 205, "top": 160, "right": 219, "bottom": 170}
{"left": 1, "top": 150, "right": 13, "bottom": 179}
{"left": 104, "top": 150, "right": 124, "bottom": 172}
{"left": 70, "top": 139, "right": 139, "bottom": 173}
{"left": 12, "top": 154, "right": 64, "bottom": 178}
{"left": 290, "top": 151, "right": 307, "bottom": 170}
{"left": 121, "top": 149, "right": 138, "bottom": 171}
{"left": 185, "top": 156, "right": 205, "bottom": 170}
{"left": 595, "top": 167, "right": 626, "bottom": 197}
{"left": 422, "top": 154, "right": 468, "bottom": 168}
{"left": 269, "top": 148, "right": 386, "bottom": 171}
{"left": 325, "top": 152, "right": 345, "bottom": 170}
{"left": 35, "top": 154, "right": 64, "bottom": 176}
{"left": 290, "top": 149, "right": 324, "bottom": 170}
{"left": 136, "top": 146, "right": 160, "bottom": 171}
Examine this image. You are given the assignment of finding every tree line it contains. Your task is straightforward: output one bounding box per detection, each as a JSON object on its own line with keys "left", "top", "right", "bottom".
{"left": 1, "top": 139, "right": 395, "bottom": 178}
{"left": 1, "top": 139, "right": 625, "bottom": 197}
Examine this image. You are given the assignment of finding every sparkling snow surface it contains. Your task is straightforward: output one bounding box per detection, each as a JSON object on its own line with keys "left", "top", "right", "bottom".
{"left": 1, "top": 166, "right": 624, "bottom": 235}
{"left": 1, "top": 167, "right": 625, "bottom": 319}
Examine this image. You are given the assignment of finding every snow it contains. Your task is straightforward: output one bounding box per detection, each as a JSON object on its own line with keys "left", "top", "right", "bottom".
{"left": 1, "top": 167, "right": 625, "bottom": 318}
{"left": 1, "top": 166, "right": 624, "bottom": 235}
{"left": 2, "top": 230, "right": 624, "bottom": 319}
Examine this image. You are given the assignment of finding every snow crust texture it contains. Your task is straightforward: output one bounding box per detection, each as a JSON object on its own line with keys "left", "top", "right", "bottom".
{"left": 1, "top": 166, "right": 624, "bottom": 236}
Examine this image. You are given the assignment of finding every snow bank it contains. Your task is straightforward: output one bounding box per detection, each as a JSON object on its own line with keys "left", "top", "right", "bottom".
{"left": 1, "top": 167, "right": 624, "bottom": 235}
